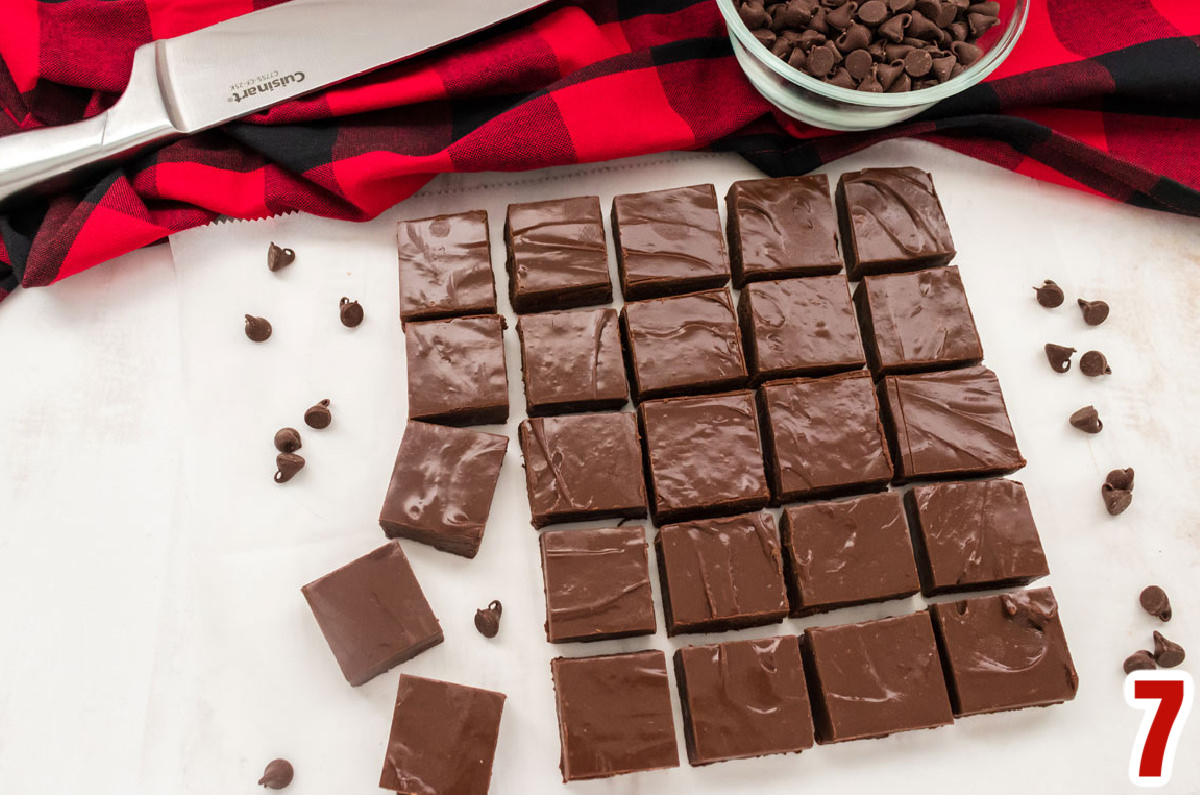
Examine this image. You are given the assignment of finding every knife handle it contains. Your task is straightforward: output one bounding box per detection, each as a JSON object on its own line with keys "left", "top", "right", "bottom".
{"left": 0, "top": 44, "right": 181, "bottom": 208}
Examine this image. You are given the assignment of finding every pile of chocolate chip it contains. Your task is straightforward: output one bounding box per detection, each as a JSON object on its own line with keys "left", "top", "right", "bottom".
{"left": 734, "top": 0, "right": 1003, "bottom": 92}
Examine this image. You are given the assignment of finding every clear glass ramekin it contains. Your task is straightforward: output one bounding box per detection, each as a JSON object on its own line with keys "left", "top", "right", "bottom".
{"left": 716, "top": 0, "right": 1029, "bottom": 131}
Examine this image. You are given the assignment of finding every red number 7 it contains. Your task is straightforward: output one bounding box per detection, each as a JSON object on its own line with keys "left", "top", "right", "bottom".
{"left": 1125, "top": 670, "right": 1193, "bottom": 786}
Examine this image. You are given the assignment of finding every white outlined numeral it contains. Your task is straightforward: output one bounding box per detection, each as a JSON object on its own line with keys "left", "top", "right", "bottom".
{"left": 1125, "top": 670, "right": 1193, "bottom": 787}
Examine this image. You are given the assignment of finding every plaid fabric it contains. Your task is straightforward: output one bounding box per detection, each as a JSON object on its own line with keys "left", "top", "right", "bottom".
{"left": 1, "top": 0, "right": 1198, "bottom": 303}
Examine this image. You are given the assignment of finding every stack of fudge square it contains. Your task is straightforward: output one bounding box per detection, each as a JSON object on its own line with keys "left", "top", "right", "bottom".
{"left": 301, "top": 168, "right": 1080, "bottom": 795}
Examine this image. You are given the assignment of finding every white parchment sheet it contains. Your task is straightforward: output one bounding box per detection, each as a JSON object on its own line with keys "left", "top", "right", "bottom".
{"left": 2, "top": 141, "right": 1198, "bottom": 795}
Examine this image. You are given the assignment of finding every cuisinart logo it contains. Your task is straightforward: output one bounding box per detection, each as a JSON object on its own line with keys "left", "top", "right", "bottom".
{"left": 227, "top": 70, "right": 305, "bottom": 103}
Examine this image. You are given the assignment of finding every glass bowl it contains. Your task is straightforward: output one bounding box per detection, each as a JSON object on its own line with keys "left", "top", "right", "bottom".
{"left": 716, "top": 0, "right": 1029, "bottom": 131}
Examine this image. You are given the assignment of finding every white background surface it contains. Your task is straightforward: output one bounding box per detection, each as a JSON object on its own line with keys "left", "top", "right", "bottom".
{"left": 1, "top": 141, "right": 1198, "bottom": 794}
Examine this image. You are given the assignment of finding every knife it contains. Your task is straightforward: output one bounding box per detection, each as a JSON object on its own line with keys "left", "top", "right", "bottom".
{"left": 0, "top": 0, "right": 545, "bottom": 207}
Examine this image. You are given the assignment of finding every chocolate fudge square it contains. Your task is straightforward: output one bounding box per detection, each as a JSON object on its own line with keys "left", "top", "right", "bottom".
{"left": 836, "top": 167, "right": 956, "bottom": 280}
{"left": 674, "top": 636, "right": 815, "bottom": 766}
{"left": 301, "top": 543, "right": 443, "bottom": 687}
{"left": 518, "top": 412, "right": 647, "bottom": 528}
{"left": 504, "top": 196, "right": 612, "bottom": 313}
{"left": 405, "top": 314, "right": 509, "bottom": 426}
{"left": 759, "top": 371, "right": 892, "bottom": 503}
{"left": 879, "top": 366, "right": 1026, "bottom": 482}
{"left": 638, "top": 391, "right": 770, "bottom": 524}
{"left": 397, "top": 210, "right": 497, "bottom": 322}
{"left": 739, "top": 275, "right": 866, "bottom": 382}
{"left": 379, "top": 675, "right": 505, "bottom": 795}
{"left": 517, "top": 308, "right": 628, "bottom": 416}
{"left": 378, "top": 421, "right": 508, "bottom": 558}
{"left": 622, "top": 288, "right": 747, "bottom": 401}
{"left": 908, "top": 479, "right": 1050, "bottom": 596}
{"left": 551, "top": 650, "right": 680, "bottom": 781}
{"left": 612, "top": 184, "right": 730, "bottom": 300}
{"left": 781, "top": 493, "right": 920, "bottom": 617}
{"left": 540, "top": 526, "right": 656, "bottom": 643}
{"left": 930, "top": 588, "right": 1079, "bottom": 717}
{"left": 802, "top": 612, "right": 954, "bottom": 743}
{"left": 855, "top": 265, "right": 984, "bottom": 375}
{"left": 656, "top": 512, "right": 788, "bottom": 636}
{"left": 726, "top": 175, "right": 842, "bottom": 286}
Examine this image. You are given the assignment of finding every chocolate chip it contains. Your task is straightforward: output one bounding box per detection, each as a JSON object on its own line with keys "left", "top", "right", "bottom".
{"left": 275, "top": 453, "right": 305, "bottom": 484}
{"left": 274, "top": 427, "right": 302, "bottom": 454}
{"left": 827, "top": 1, "right": 858, "bottom": 30}
{"left": 1123, "top": 650, "right": 1157, "bottom": 674}
{"left": 788, "top": 47, "right": 808, "bottom": 68}
{"left": 1140, "top": 585, "right": 1172, "bottom": 622}
{"left": 906, "top": 9, "right": 940, "bottom": 39}
{"left": 800, "top": 28, "right": 828, "bottom": 48}
{"left": 1106, "top": 467, "right": 1135, "bottom": 491}
{"left": 887, "top": 72, "right": 913, "bottom": 91}
{"left": 807, "top": 43, "right": 838, "bottom": 74}
{"left": 967, "top": 0, "right": 999, "bottom": 13}
{"left": 885, "top": 41, "right": 916, "bottom": 60}
{"left": 338, "top": 297, "right": 364, "bottom": 328}
{"left": 258, "top": 758, "right": 294, "bottom": 790}
{"left": 474, "top": 600, "right": 503, "bottom": 638}
{"left": 935, "top": 2, "right": 959, "bottom": 27}
{"left": 777, "top": 0, "right": 814, "bottom": 27}
{"left": 1101, "top": 468, "right": 1134, "bottom": 516}
{"left": 267, "top": 243, "right": 295, "bottom": 273}
{"left": 304, "top": 399, "right": 332, "bottom": 430}
{"left": 952, "top": 40, "right": 982, "bottom": 64}
{"left": 858, "top": 0, "right": 889, "bottom": 23}
{"left": 904, "top": 48, "right": 933, "bottom": 76}
{"left": 827, "top": 66, "right": 857, "bottom": 87}
{"left": 836, "top": 23, "right": 872, "bottom": 51}
{"left": 876, "top": 60, "right": 904, "bottom": 89}
{"left": 968, "top": 11, "right": 1000, "bottom": 36}
{"left": 739, "top": 1, "right": 771, "bottom": 28}
{"left": 1034, "top": 279, "right": 1065, "bottom": 307}
{"left": 1079, "top": 350, "right": 1110, "bottom": 377}
{"left": 1044, "top": 343, "right": 1075, "bottom": 373}
{"left": 931, "top": 54, "right": 956, "bottom": 81}
{"left": 913, "top": 0, "right": 940, "bottom": 18}
{"left": 810, "top": 5, "right": 831, "bottom": 32}
{"left": 752, "top": 28, "right": 777, "bottom": 46}
{"left": 245, "top": 315, "right": 272, "bottom": 343}
{"left": 888, "top": 0, "right": 915, "bottom": 10}
{"left": 1153, "top": 631, "right": 1186, "bottom": 668}
{"left": 858, "top": 68, "right": 885, "bottom": 91}
{"left": 878, "top": 13, "right": 910, "bottom": 42}
{"left": 1078, "top": 298, "right": 1109, "bottom": 326}
{"left": 771, "top": 36, "right": 794, "bottom": 57}
{"left": 947, "top": 20, "right": 968, "bottom": 40}
{"left": 1069, "top": 405, "right": 1102, "bottom": 434}
{"left": 844, "top": 48, "right": 874, "bottom": 77}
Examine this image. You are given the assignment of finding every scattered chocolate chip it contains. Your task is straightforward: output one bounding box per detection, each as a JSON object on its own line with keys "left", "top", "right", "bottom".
{"left": 1078, "top": 298, "right": 1109, "bottom": 326}
{"left": 1034, "top": 279, "right": 1065, "bottom": 308}
{"left": 339, "top": 297, "right": 364, "bottom": 328}
{"left": 1101, "top": 468, "right": 1134, "bottom": 516}
{"left": 274, "top": 427, "right": 302, "bottom": 454}
{"left": 245, "top": 315, "right": 272, "bottom": 343}
{"left": 1069, "top": 405, "right": 1102, "bottom": 434}
{"left": 304, "top": 399, "right": 332, "bottom": 430}
{"left": 1079, "top": 350, "right": 1110, "bottom": 377}
{"left": 275, "top": 453, "right": 305, "bottom": 484}
{"left": 1044, "top": 343, "right": 1075, "bottom": 373}
{"left": 1123, "top": 650, "right": 1157, "bottom": 674}
{"left": 1140, "top": 585, "right": 1173, "bottom": 622}
{"left": 1153, "top": 631, "right": 1186, "bottom": 668}
{"left": 474, "top": 600, "right": 503, "bottom": 638}
{"left": 266, "top": 243, "right": 295, "bottom": 273}
{"left": 258, "top": 758, "right": 294, "bottom": 790}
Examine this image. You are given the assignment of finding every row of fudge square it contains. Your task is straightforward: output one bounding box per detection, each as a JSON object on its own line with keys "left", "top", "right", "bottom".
{"left": 520, "top": 369, "right": 1024, "bottom": 530}
{"left": 398, "top": 166, "right": 955, "bottom": 325}
{"left": 407, "top": 264, "right": 982, "bottom": 427}
{"left": 306, "top": 566, "right": 1074, "bottom": 790}
{"left": 556, "top": 588, "right": 1078, "bottom": 780}
{"left": 542, "top": 481, "right": 1050, "bottom": 643}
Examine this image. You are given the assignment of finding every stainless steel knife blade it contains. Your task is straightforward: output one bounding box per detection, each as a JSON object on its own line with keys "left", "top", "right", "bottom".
{"left": 0, "top": 0, "right": 546, "bottom": 205}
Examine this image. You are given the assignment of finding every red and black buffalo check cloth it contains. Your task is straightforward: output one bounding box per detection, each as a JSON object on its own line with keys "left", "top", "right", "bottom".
{"left": 1, "top": 0, "right": 1198, "bottom": 302}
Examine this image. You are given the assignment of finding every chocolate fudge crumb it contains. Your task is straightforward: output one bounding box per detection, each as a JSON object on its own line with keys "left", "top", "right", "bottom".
{"left": 1044, "top": 343, "right": 1074, "bottom": 373}
{"left": 258, "top": 758, "right": 294, "bottom": 789}
{"left": 1078, "top": 298, "right": 1109, "bottom": 326}
{"left": 1123, "top": 650, "right": 1157, "bottom": 674}
{"left": 1140, "top": 585, "right": 1172, "bottom": 622}
{"left": 1153, "top": 631, "right": 1186, "bottom": 668}
{"left": 245, "top": 314, "right": 272, "bottom": 342}
{"left": 274, "top": 427, "right": 302, "bottom": 453}
{"left": 275, "top": 453, "right": 305, "bottom": 483}
{"left": 267, "top": 242, "right": 295, "bottom": 272}
{"left": 1069, "top": 406, "right": 1102, "bottom": 434}
{"left": 1034, "top": 280, "right": 1064, "bottom": 308}
{"left": 1080, "top": 350, "right": 1111, "bottom": 377}
{"left": 339, "top": 297, "right": 364, "bottom": 328}
{"left": 304, "top": 399, "right": 332, "bottom": 429}
{"left": 475, "top": 600, "right": 502, "bottom": 639}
